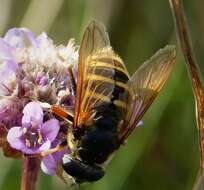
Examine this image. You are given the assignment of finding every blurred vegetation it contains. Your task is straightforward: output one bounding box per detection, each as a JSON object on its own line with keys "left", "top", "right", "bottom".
{"left": 0, "top": 0, "right": 204, "bottom": 189}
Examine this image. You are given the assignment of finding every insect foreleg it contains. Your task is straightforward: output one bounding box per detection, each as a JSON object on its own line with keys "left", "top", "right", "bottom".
{"left": 40, "top": 139, "right": 67, "bottom": 157}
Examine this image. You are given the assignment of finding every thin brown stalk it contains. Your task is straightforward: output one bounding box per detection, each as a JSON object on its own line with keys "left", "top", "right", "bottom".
{"left": 20, "top": 156, "right": 40, "bottom": 190}
{"left": 169, "top": 0, "right": 204, "bottom": 189}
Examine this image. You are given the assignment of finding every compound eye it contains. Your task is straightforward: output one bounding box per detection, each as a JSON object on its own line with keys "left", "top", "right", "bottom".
{"left": 62, "top": 154, "right": 105, "bottom": 183}
{"left": 62, "top": 155, "right": 82, "bottom": 178}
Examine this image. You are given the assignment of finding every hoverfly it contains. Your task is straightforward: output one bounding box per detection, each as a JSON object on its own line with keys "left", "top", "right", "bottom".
{"left": 46, "top": 20, "right": 176, "bottom": 184}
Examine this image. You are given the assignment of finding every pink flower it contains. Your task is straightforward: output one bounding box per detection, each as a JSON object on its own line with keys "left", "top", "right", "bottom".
{"left": 7, "top": 102, "right": 60, "bottom": 154}
{"left": 0, "top": 27, "right": 77, "bottom": 176}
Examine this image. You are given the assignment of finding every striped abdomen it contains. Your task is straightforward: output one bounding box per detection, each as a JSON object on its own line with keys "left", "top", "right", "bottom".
{"left": 76, "top": 49, "right": 131, "bottom": 164}
{"left": 82, "top": 48, "right": 131, "bottom": 115}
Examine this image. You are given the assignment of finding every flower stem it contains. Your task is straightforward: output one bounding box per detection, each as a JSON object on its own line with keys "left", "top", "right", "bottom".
{"left": 20, "top": 156, "right": 40, "bottom": 190}
{"left": 169, "top": 0, "right": 204, "bottom": 189}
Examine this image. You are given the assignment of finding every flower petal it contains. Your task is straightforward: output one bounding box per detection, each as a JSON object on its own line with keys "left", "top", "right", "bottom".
{"left": 22, "top": 102, "right": 43, "bottom": 126}
{"left": 0, "top": 60, "right": 17, "bottom": 96}
{"left": 36, "top": 32, "right": 51, "bottom": 47}
{"left": 52, "top": 147, "right": 68, "bottom": 162}
{"left": 41, "top": 154, "right": 57, "bottom": 175}
{"left": 19, "top": 140, "right": 51, "bottom": 154}
{"left": 0, "top": 39, "right": 18, "bottom": 83}
{"left": 0, "top": 39, "right": 13, "bottom": 60}
{"left": 7, "top": 127, "right": 24, "bottom": 150}
{"left": 41, "top": 119, "right": 60, "bottom": 142}
{"left": 19, "top": 146, "right": 37, "bottom": 154}
{"left": 38, "top": 140, "right": 51, "bottom": 152}
{"left": 7, "top": 127, "right": 42, "bottom": 155}
{"left": 0, "top": 59, "right": 17, "bottom": 75}
{"left": 4, "top": 28, "right": 38, "bottom": 48}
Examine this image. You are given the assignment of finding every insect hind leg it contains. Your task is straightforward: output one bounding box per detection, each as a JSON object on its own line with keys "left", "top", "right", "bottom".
{"left": 62, "top": 155, "right": 105, "bottom": 183}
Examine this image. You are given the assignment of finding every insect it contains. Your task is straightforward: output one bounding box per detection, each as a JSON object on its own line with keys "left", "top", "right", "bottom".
{"left": 45, "top": 20, "right": 176, "bottom": 184}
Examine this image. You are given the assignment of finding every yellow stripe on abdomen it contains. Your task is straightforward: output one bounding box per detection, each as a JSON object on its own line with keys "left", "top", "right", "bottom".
{"left": 90, "top": 61, "right": 130, "bottom": 79}
{"left": 87, "top": 74, "right": 129, "bottom": 91}
{"left": 84, "top": 90, "right": 127, "bottom": 109}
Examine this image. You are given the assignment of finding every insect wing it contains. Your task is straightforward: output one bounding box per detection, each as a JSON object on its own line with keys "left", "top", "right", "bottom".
{"left": 74, "top": 20, "right": 110, "bottom": 127}
{"left": 119, "top": 45, "right": 176, "bottom": 142}
{"left": 74, "top": 21, "right": 130, "bottom": 128}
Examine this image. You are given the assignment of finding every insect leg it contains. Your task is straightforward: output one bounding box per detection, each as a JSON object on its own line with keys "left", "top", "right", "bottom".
{"left": 38, "top": 102, "right": 74, "bottom": 125}
{"left": 51, "top": 105, "right": 74, "bottom": 125}
{"left": 40, "top": 139, "right": 67, "bottom": 157}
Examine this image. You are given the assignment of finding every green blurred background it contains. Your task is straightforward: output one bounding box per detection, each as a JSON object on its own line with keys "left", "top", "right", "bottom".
{"left": 0, "top": 0, "right": 204, "bottom": 189}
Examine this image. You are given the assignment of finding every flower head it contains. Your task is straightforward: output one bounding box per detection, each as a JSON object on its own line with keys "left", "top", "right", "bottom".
{"left": 0, "top": 28, "right": 77, "bottom": 126}
{"left": 0, "top": 27, "right": 78, "bottom": 176}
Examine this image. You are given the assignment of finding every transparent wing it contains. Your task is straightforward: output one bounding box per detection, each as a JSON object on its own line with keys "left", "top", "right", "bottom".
{"left": 74, "top": 20, "right": 110, "bottom": 127}
{"left": 119, "top": 45, "right": 176, "bottom": 142}
{"left": 74, "top": 20, "right": 129, "bottom": 128}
